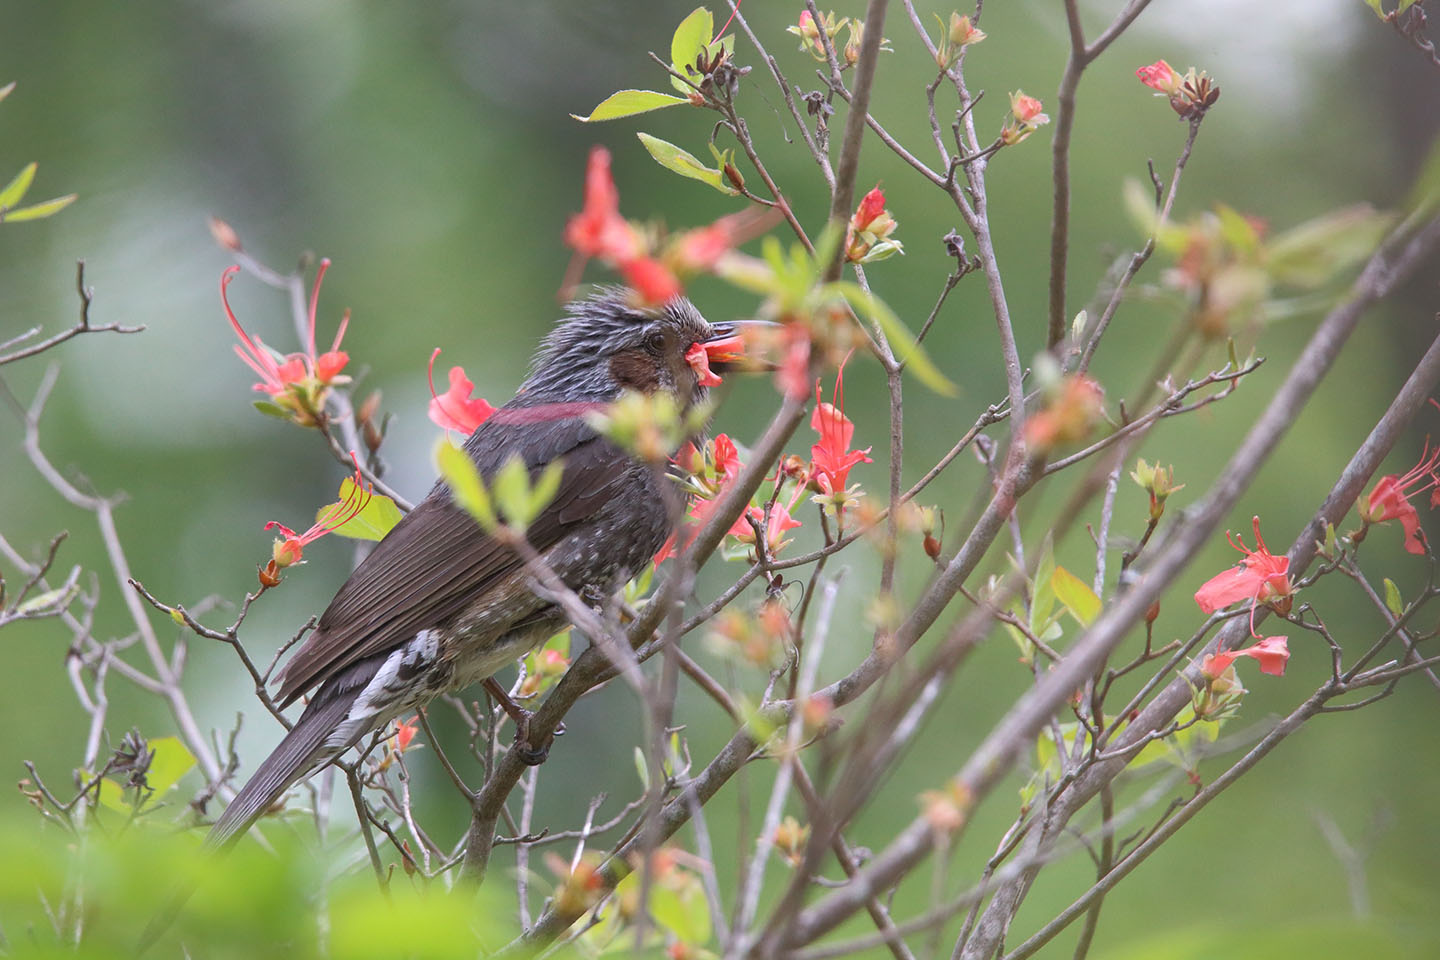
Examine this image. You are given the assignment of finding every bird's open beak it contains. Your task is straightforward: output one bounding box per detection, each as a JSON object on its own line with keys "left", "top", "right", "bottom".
{"left": 690, "top": 320, "right": 780, "bottom": 387}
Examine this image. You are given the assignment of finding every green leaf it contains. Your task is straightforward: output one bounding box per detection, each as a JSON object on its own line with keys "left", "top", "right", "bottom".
{"left": 252, "top": 400, "right": 291, "bottom": 420}
{"left": 1051, "top": 565, "right": 1102, "bottom": 627}
{"left": 833, "top": 282, "right": 956, "bottom": 396}
{"left": 650, "top": 880, "right": 712, "bottom": 945}
{"left": 1215, "top": 204, "right": 1262, "bottom": 256}
{"left": 0, "top": 162, "right": 36, "bottom": 209}
{"left": 1362, "top": 0, "right": 1386, "bottom": 16}
{"left": 1121, "top": 178, "right": 1188, "bottom": 252}
{"left": 145, "top": 736, "right": 197, "bottom": 794}
{"left": 572, "top": 89, "right": 688, "bottom": 122}
{"left": 319, "top": 479, "right": 403, "bottom": 541}
{"left": 15, "top": 583, "right": 78, "bottom": 615}
{"left": 1384, "top": 577, "right": 1404, "bottom": 618}
{"left": 670, "top": 7, "right": 713, "bottom": 94}
{"left": 2, "top": 193, "right": 77, "bottom": 222}
{"left": 491, "top": 456, "right": 532, "bottom": 531}
{"left": 636, "top": 132, "right": 738, "bottom": 196}
{"left": 1265, "top": 205, "right": 1395, "bottom": 288}
{"left": 94, "top": 777, "right": 132, "bottom": 813}
{"left": 436, "top": 439, "right": 496, "bottom": 529}
{"left": 633, "top": 745, "right": 650, "bottom": 791}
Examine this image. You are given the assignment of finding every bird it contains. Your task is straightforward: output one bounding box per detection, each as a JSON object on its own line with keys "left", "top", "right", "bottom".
{"left": 205, "top": 288, "right": 752, "bottom": 852}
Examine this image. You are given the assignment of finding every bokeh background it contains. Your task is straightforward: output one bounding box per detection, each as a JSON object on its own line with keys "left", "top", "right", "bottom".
{"left": 2, "top": 0, "right": 1438, "bottom": 956}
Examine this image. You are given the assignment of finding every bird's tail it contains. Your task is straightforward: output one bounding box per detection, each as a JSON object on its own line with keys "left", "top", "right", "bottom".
{"left": 205, "top": 690, "right": 360, "bottom": 852}
{"left": 138, "top": 687, "right": 366, "bottom": 952}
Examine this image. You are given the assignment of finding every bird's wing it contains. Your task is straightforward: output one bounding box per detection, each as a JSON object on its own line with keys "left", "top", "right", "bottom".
{"left": 274, "top": 413, "right": 631, "bottom": 706}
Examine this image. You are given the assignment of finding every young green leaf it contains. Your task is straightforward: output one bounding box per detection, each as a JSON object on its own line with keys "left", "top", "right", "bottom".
{"left": 833, "top": 281, "right": 956, "bottom": 396}
{"left": 1051, "top": 564, "right": 1102, "bottom": 627}
{"left": 491, "top": 456, "right": 532, "bottom": 531}
{"left": 320, "top": 479, "right": 403, "bottom": 541}
{"left": 95, "top": 777, "right": 133, "bottom": 813}
{"left": 670, "top": 7, "right": 713, "bottom": 94}
{"left": 15, "top": 583, "right": 78, "bottom": 615}
{"left": 572, "top": 89, "right": 688, "bottom": 123}
{"left": 252, "top": 400, "right": 291, "bottom": 420}
{"left": 1383, "top": 577, "right": 1404, "bottom": 618}
{"left": 636, "top": 132, "right": 738, "bottom": 195}
{"left": 0, "top": 162, "right": 36, "bottom": 209}
{"left": 2, "top": 194, "right": 77, "bottom": 222}
{"left": 145, "top": 736, "right": 197, "bottom": 795}
{"left": 436, "top": 439, "right": 497, "bottom": 530}
{"left": 633, "top": 745, "right": 650, "bottom": 791}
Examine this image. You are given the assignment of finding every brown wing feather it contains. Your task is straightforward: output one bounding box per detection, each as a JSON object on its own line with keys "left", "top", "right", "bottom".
{"left": 274, "top": 417, "right": 630, "bottom": 706}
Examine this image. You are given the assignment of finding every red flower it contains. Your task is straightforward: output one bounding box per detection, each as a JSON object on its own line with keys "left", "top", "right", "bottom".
{"left": 1010, "top": 92, "right": 1046, "bottom": 125}
{"left": 1000, "top": 91, "right": 1050, "bottom": 146}
{"left": 564, "top": 147, "right": 640, "bottom": 263}
{"left": 654, "top": 433, "right": 744, "bottom": 566}
{"left": 1200, "top": 636, "right": 1290, "bottom": 679}
{"left": 854, "top": 187, "right": 886, "bottom": 232}
{"left": 619, "top": 256, "right": 683, "bottom": 305}
{"left": 810, "top": 359, "right": 871, "bottom": 499}
{"left": 684, "top": 341, "right": 723, "bottom": 388}
{"left": 1136, "top": 59, "right": 1183, "bottom": 96}
{"left": 1193, "top": 517, "right": 1293, "bottom": 634}
{"left": 222, "top": 260, "right": 351, "bottom": 425}
{"left": 223, "top": 267, "right": 299, "bottom": 397}
{"left": 1361, "top": 441, "right": 1440, "bottom": 555}
{"left": 427, "top": 348, "right": 496, "bottom": 434}
{"left": 1023, "top": 375, "right": 1105, "bottom": 452}
{"left": 265, "top": 459, "right": 373, "bottom": 569}
{"left": 729, "top": 478, "right": 805, "bottom": 555}
{"left": 672, "top": 221, "right": 736, "bottom": 273}
{"left": 393, "top": 716, "right": 419, "bottom": 753}
{"left": 712, "top": 433, "right": 741, "bottom": 479}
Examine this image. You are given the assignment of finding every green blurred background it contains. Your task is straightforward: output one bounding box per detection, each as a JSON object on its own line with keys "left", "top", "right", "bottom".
{"left": 2, "top": 0, "right": 1438, "bottom": 956}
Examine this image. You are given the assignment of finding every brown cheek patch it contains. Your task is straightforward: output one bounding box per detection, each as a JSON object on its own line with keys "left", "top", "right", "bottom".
{"left": 609, "top": 349, "right": 663, "bottom": 392}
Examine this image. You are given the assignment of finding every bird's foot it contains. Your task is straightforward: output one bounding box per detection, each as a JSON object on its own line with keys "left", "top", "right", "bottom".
{"left": 484, "top": 677, "right": 563, "bottom": 765}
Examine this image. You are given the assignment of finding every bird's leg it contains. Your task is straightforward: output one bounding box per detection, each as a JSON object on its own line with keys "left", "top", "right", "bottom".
{"left": 483, "top": 677, "right": 556, "bottom": 765}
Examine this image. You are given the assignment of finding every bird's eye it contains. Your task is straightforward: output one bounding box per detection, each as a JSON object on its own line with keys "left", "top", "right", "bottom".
{"left": 645, "top": 330, "right": 668, "bottom": 352}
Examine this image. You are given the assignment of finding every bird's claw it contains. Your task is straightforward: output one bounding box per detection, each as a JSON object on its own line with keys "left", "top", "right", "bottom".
{"left": 512, "top": 709, "right": 554, "bottom": 766}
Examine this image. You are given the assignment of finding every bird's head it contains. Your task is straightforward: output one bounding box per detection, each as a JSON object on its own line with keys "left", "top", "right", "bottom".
{"left": 518, "top": 288, "right": 752, "bottom": 406}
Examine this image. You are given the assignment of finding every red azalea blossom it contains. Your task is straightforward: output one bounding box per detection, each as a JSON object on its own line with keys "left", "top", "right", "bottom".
{"left": 222, "top": 260, "right": 350, "bottom": 398}
{"left": 654, "top": 433, "right": 745, "bottom": 565}
{"left": 673, "top": 221, "right": 736, "bottom": 273}
{"left": 428, "top": 348, "right": 496, "bottom": 434}
{"left": 685, "top": 341, "right": 723, "bottom": 388}
{"left": 1136, "top": 59, "right": 1183, "bottom": 96}
{"left": 1000, "top": 90, "right": 1050, "bottom": 146}
{"left": 564, "top": 147, "right": 640, "bottom": 263}
{"left": 810, "top": 359, "right": 872, "bottom": 500}
{"left": 1361, "top": 440, "right": 1440, "bottom": 555}
{"left": 1200, "top": 636, "right": 1290, "bottom": 679}
{"left": 565, "top": 147, "right": 766, "bottom": 307}
{"left": 729, "top": 477, "right": 805, "bottom": 555}
{"left": 265, "top": 459, "right": 373, "bottom": 569}
{"left": 854, "top": 187, "right": 886, "bottom": 231}
{"left": 1193, "top": 516, "right": 1294, "bottom": 634}
{"left": 620, "top": 256, "right": 683, "bottom": 305}
{"left": 1010, "top": 92, "right": 1046, "bottom": 125}
{"left": 393, "top": 716, "right": 419, "bottom": 753}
